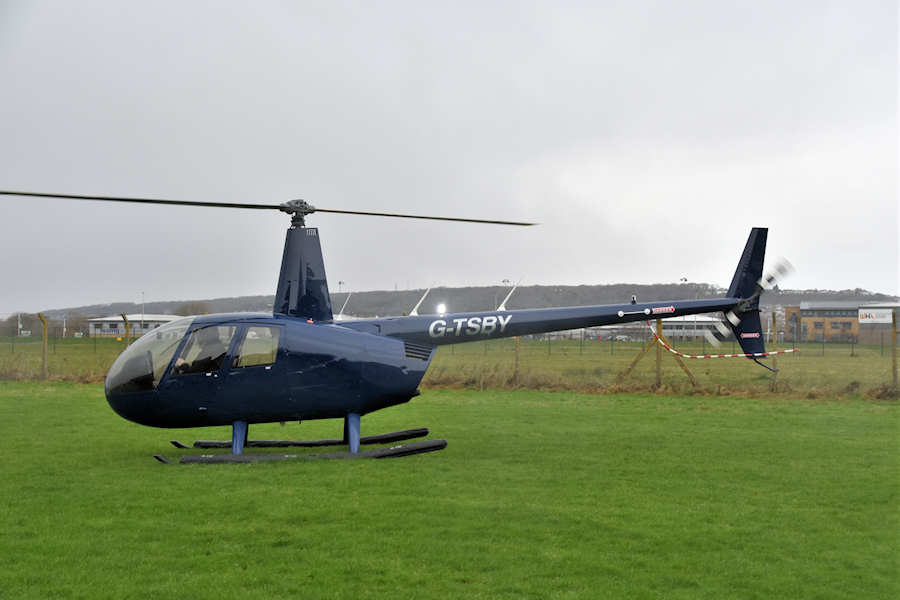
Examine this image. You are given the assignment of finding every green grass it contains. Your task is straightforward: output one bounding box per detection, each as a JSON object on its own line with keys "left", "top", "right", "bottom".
{"left": 1, "top": 336, "right": 896, "bottom": 397}
{"left": 424, "top": 338, "right": 896, "bottom": 397}
{"left": 0, "top": 336, "right": 124, "bottom": 382}
{"left": 0, "top": 382, "right": 897, "bottom": 598}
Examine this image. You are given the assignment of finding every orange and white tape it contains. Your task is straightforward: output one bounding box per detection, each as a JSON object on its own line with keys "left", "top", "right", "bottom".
{"left": 646, "top": 321, "right": 799, "bottom": 359}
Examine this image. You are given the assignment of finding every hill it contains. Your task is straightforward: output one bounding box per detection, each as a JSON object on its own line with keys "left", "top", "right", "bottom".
{"left": 37, "top": 284, "right": 897, "bottom": 320}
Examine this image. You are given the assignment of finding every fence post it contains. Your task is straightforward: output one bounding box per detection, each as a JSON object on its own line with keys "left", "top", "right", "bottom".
{"left": 120, "top": 313, "right": 131, "bottom": 346}
{"left": 547, "top": 336, "right": 551, "bottom": 355}
{"left": 514, "top": 336, "right": 520, "bottom": 384}
{"left": 771, "top": 312, "right": 778, "bottom": 393}
{"left": 892, "top": 310, "right": 897, "bottom": 388}
{"left": 38, "top": 312, "right": 48, "bottom": 380}
{"left": 655, "top": 318, "right": 662, "bottom": 388}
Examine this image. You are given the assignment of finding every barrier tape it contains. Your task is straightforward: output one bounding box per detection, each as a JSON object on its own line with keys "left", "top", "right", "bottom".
{"left": 646, "top": 321, "right": 799, "bottom": 359}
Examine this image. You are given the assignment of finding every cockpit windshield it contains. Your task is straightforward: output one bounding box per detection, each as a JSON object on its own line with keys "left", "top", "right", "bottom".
{"left": 105, "top": 317, "right": 195, "bottom": 395}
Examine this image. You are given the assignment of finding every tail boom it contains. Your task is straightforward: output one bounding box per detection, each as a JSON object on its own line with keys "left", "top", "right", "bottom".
{"left": 355, "top": 297, "right": 741, "bottom": 346}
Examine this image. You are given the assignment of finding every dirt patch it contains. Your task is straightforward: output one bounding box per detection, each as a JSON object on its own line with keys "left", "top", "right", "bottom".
{"left": 842, "top": 381, "right": 860, "bottom": 395}
{"left": 865, "top": 384, "right": 899, "bottom": 401}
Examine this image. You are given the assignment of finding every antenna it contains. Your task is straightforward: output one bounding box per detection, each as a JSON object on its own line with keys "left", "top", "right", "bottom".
{"left": 336, "top": 292, "right": 352, "bottom": 320}
{"left": 496, "top": 279, "right": 522, "bottom": 311}
{"left": 409, "top": 288, "right": 431, "bottom": 316}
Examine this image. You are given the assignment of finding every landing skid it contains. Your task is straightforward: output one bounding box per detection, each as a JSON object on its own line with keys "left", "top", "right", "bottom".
{"left": 154, "top": 438, "right": 447, "bottom": 464}
{"left": 170, "top": 427, "right": 429, "bottom": 450}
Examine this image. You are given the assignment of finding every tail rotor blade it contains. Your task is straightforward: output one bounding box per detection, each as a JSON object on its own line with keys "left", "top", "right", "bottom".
{"left": 724, "top": 256, "right": 796, "bottom": 330}
{"left": 703, "top": 329, "right": 722, "bottom": 348}
{"left": 715, "top": 320, "right": 732, "bottom": 337}
{"left": 758, "top": 257, "right": 794, "bottom": 291}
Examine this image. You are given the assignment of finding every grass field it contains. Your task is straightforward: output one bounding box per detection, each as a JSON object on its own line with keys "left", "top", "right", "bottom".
{"left": 0, "top": 335, "right": 897, "bottom": 398}
{"left": 0, "top": 382, "right": 896, "bottom": 599}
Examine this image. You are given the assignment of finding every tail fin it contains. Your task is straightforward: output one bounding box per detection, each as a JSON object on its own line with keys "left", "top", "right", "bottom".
{"left": 724, "top": 228, "right": 767, "bottom": 356}
{"left": 727, "top": 228, "right": 767, "bottom": 302}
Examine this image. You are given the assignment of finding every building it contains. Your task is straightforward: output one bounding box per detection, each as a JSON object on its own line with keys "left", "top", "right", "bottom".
{"left": 654, "top": 314, "right": 733, "bottom": 340}
{"left": 87, "top": 314, "right": 182, "bottom": 337}
{"left": 785, "top": 301, "right": 898, "bottom": 343}
{"left": 532, "top": 314, "right": 731, "bottom": 342}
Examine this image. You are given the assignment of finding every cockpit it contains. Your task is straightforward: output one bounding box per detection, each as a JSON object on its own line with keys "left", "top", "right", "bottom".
{"left": 105, "top": 317, "right": 284, "bottom": 397}
{"left": 105, "top": 317, "right": 195, "bottom": 395}
{"left": 105, "top": 316, "right": 285, "bottom": 427}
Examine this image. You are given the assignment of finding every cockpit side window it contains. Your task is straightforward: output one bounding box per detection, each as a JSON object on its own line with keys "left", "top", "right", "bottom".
{"left": 172, "top": 326, "right": 236, "bottom": 375}
{"left": 105, "top": 317, "right": 194, "bottom": 394}
{"left": 233, "top": 326, "right": 280, "bottom": 368}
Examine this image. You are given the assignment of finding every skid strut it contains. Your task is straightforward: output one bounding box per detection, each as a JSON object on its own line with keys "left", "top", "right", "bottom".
{"left": 232, "top": 420, "right": 248, "bottom": 455}
{"left": 173, "top": 428, "right": 430, "bottom": 450}
{"left": 346, "top": 413, "right": 360, "bottom": 454}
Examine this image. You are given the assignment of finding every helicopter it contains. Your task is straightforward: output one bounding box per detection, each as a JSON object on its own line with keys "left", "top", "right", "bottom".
{"left": 0, "top": 191, "right": 786, "bottom": 463}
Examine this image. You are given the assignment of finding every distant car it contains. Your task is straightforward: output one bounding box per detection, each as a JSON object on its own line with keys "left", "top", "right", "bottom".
{"left": 73, "top": 332, "right": 84, "bottom": 338}
{"left": 615, "top": 335, "right": 632, "bottom": 342}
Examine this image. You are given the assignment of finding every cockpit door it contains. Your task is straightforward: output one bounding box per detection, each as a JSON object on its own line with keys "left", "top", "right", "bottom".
{"left": 220, "top": 324, "right": 286, "bottom": 422}
{"left": 158, "top": 325, "right": 238, "bottom": 418}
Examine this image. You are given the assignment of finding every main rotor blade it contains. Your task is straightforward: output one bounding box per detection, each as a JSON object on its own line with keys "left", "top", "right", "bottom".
{"left": 0, "top": 190, "right": 279, "bottom": 210}
{"left": 315, "top": 208, "right": 537, "bottom": 226}
{"left": 0, "top": 190, "right": 537, "bottom": 225}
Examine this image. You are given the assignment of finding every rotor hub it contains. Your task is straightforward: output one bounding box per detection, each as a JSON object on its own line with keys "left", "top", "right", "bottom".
{"left": 279, "top": 199, "right": 317, "bottom": 227}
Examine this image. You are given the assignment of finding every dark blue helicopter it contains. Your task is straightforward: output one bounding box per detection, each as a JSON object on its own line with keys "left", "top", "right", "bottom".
{"left": 1, "top": 191, "right": 783, "bottom": 462}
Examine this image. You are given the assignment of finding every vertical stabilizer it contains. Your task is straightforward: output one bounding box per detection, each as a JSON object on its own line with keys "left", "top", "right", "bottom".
{"left": 274, "top": 227, "right": 334, "bottom": 321}
{"left": 724, "top": 228, "right": 767, "bottom": 355}
{"left": 727, "top": 228, "right": 767, "bottom": 305}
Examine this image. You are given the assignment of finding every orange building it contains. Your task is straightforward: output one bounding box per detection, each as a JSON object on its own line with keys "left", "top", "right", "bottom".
{"left": 785, "top": 302, "right": 859, "bottom": 343}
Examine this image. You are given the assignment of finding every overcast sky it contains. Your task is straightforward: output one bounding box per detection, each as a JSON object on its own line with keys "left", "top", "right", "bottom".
{"left": 1, "top": 1, "right": 897, "bottom": 316}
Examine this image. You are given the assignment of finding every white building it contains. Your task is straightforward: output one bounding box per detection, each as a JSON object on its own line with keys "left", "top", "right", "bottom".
{"left": 87, "top": 314, "right": 182, "bottom": 337}
{"left": 529, "top": 314, "right": 730, "bottom": 342}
